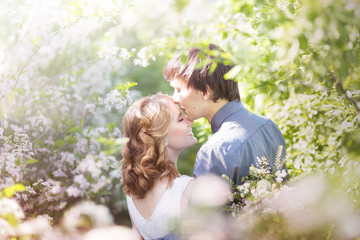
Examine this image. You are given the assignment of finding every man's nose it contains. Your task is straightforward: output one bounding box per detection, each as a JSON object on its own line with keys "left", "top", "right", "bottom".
{"left": 172, "top": 91, "right": 180, "bottom": 103}
{"left": 186, "top": 118, "right": 194, "bottom": 126}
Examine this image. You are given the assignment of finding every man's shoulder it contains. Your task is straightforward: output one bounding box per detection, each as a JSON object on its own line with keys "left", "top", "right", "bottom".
{"left": 214, "top": 121, "right": 250, "bottom": 142}
{"left": 198, "top": 122, "right": 247, "bottom": 155}
{"left": 199, "top": 116, "right": 280, "bottom": 156}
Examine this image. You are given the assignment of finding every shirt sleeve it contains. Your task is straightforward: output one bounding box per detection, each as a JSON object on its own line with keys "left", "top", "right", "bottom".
{"left": 193, "top": 140, "right": 254, "bottom": 185}
{"left": 193, "top": 146, "right": 221, "bottom": 177}
{"left": 230, "top": 142, "right": 253, "bottom": 184}
{"left": 193, "top": 145, "right": 235, "bottom": 179}
{"left": 193, "top": 120, "right": 287, "bottom": 185}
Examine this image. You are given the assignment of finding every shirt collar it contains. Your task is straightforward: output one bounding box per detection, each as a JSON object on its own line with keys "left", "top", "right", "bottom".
{"left": 211, "top": 100, "right": 244, "bottom": 133}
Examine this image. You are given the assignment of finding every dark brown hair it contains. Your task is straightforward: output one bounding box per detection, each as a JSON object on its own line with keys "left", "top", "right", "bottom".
{"left": 121, "top": 93, "right": 179, "bottom": 199}
{"left": 163, "top": 44, "right": 240, "bottom": 102}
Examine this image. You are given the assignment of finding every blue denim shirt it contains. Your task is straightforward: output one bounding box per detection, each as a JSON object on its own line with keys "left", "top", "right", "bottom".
{"left": 193, "top": 100, "right": 287, "bottom": 185}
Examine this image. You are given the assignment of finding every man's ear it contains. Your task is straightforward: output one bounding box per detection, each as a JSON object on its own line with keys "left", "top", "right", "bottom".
{"left": 202, "top": 88, "right": 213, "bottom": 101}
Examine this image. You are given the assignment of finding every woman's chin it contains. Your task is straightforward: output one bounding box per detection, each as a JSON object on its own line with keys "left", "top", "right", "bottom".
{"left": 190, "top": 138, "right": 198, "bottom": 147}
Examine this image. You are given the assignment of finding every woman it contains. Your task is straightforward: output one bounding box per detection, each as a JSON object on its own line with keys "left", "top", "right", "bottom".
{"left": 121, "top": 93, "right": 198, "bottom": 239}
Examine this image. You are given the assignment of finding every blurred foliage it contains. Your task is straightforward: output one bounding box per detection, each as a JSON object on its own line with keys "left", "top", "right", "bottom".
{"left": 153, "top": 0, "right": 360, "bottom": 179}
{"left": 1, "top": 0, "right": 360, "bottom": 238}
{"left": 151, "top": 2, "right": 360, "bottom": 237}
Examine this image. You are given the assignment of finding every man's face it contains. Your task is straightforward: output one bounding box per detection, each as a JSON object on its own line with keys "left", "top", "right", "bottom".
{"left": 170, "top": 78, "right": 206, "bottom": 121}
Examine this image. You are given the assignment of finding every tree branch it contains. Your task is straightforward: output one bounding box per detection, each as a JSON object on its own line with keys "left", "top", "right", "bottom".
{"left": 330, "top": 72, "right": 360, "bottom": 114}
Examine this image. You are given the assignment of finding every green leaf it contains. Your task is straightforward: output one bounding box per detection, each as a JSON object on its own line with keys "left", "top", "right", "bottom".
{"left": 209, "top": 62, "right": 218, "bottom": 75}
{"left": 25, "top": 158, "right": 38, "bottom": 164}
{"left": 3, "top": 184, "right": 26, "bottom": 198}
{"left": 15, "top": 158, "right": 21, "bottom": 166}
{"left": 106, "top": 122, "right": 116, "bottom": 133}
{"left": 80, "top": 118, "right": 85, "bottom": 128}
{"left": 55, "top": 139, "right": 65, "bottom": 147}
{"left": 116, "top": 82, "right": 137, "bottom": 91}
{"left": 172, "top": 0, "right": 190, "bottom": 12}
{"left": 92, "top": 92, "right": 99, "bottom": 103}
{"left": 97, "top": 137, "right": 129, "bottom": 155}
{"left": 68, "top": 126, "right": 82, "bottom": 134}
{"left": 299, "top": 34, "right": 309, "bottom": 51}
{"left": 30, "top": 35, "right": 40, "bottom": 46}
{"left": 224, "top": 65, "right": 241, "bottom": 80}
{"left": 87, "top": 126, "right": 95, "bottom": 134}
{"left": 64, "top": 135, "right": 77, "bottom": 144}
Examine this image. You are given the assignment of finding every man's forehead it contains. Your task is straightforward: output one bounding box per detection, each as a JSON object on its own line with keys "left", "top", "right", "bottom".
{"left": 170, "top": 78, "right": 187, "bottom": 87}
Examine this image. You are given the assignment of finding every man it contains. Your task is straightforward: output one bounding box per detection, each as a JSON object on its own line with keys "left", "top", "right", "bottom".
{"left": 163, "top": 44, "right": 287, "bottom": 185}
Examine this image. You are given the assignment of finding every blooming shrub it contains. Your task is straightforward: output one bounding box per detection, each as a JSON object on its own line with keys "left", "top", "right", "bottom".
{"left": 0, "top": 0, "right": 147, "bottom": 225}
{"left": 1, "top": 0, "right": 360, "bottom": 239}
{"left": 223, "top": 146, "right": 288, "bottom": 215}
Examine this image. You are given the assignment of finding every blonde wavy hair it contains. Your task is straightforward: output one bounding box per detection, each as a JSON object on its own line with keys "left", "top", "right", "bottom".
{"left": 121, "top": 93, "right": 179, "bottom": 199}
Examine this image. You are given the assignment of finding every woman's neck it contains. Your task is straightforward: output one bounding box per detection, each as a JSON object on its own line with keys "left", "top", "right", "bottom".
{"left": 167, "top": 150, "right": 180, "bottom": 166}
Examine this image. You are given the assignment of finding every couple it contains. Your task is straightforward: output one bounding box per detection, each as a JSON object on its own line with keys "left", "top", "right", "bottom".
{"left": 121, "top": 44, "right": 287, "bottom": 240}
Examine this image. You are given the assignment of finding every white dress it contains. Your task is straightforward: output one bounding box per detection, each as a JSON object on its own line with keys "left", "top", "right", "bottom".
{"left": 126, "top": 175, "right": 193, "bottom": 240}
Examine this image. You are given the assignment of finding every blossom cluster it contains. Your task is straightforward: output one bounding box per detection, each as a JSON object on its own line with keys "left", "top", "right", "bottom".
{"left": 223, "top": 146, "right": 288, "bottom": 216}
{"left": 0, "top": 0, "right": 145, "bottom": 226}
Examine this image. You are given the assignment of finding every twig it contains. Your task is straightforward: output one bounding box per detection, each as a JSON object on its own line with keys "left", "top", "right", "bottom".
{"left": 10, "top": 29, "right": 62, "bottom": 93}
{"left": 330, "top": 72, "right": 360, "bottom": 114}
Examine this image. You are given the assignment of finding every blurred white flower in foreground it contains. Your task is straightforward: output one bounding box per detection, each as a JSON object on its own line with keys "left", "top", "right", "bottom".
{"left": 62, "top": 201, "right": 114, "bottom": 231}
{"left": 255, "top": 179, "right": 271, "bottom": 197}
{"left": 267, "top": 175, "right": 360, "bottom": 239}
{"left": 83, "top": 226, "right": 139, "bottom": 240}
{"left": 17, "top": 215, "right": 52, "bottom": 237}
{"left": 0, "top": 198, "right": 25, "bottom": 220}
{"left": 190, "top": 174, "right": 230, "bottom": 207}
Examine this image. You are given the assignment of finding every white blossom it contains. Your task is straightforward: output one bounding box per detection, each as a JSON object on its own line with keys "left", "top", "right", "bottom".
{"left": 133, "top": 47, "right": 155, "bottom": 67}
{"left": 62, "top": 201, "right": 114, "bottom": 230}
{"left": 66, "top": 186, "right": 82, "bottom": 198}
{"left": 74, "top": 174, "right": 90, "bottom": 189}
{"left": 0, "top": 198, "right": 25, "bottom": 220}
{"left": 256, "top": 179, "right": 272, "bottom": 197}
{"left": 103, "top": 89, "right": 131, "bottom": 111}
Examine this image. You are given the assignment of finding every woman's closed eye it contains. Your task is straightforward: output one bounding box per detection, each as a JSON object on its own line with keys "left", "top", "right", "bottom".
{"left": 177, "top": 111, "right": 185, "bottom": 122}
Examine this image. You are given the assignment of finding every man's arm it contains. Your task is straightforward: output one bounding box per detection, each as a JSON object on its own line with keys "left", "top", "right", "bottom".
{"left": 193, "top": 146, "right": 230, "bottom": 178}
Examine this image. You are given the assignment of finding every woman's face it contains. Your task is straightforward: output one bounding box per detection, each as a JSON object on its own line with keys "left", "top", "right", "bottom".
{"left": 166, "top": 99, "right": 197, "bottom": 154}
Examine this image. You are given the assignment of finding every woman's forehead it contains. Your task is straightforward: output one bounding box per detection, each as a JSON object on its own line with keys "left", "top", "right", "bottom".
{"left": 168, "top": 99, "right": 181, "bottom": 115}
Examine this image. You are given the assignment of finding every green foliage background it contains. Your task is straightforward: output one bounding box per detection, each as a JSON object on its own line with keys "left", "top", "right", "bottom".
{"left": 0, "top": 0, "right": 359, "bottom": 237}
{"left": 161, "top": 0, "right": 360, "bottom": 182}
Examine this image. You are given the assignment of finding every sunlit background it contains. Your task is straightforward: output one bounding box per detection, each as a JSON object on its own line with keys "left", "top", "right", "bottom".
{"left": 1, "top": 0, "right": 360, "bottom": 239}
